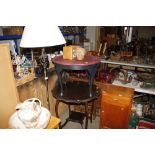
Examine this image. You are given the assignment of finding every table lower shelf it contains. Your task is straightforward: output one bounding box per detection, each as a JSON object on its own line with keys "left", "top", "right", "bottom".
{"left": 61, "top": 111, "right": 85, "bottom": 128}
{"left": 52, "top": 81, "right": 100, "bottom": 129}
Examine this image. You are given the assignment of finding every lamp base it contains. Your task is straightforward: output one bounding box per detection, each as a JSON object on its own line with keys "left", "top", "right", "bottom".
{"left": 40, "top": 48, "right": 50, "bottom": 111}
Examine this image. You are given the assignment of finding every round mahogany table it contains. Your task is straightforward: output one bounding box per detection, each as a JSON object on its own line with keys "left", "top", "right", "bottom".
{"left": 52, "top": 55, "right": 101, "bottom": 97}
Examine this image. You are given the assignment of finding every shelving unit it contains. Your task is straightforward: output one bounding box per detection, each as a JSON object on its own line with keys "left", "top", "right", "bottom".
{"left": 63, "top": 33, "right": 84, "bottom": 44}
{"left": 112, "top": 80, "right": 155, "bottom": 95}
{"left": 101, "top": 59, "right": 155, "bottom": 95}
{"left": 0, "top": 35, "right": 22, "bottom": 54}
{"left": 59, "top": 26, "right": 86, "bottom": 45}
{"left": 101, "top": 59, "right": 155, "bottom": 69}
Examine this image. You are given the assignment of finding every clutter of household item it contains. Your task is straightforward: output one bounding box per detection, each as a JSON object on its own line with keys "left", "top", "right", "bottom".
{"left": 12, "top": 55, "right": 33, "bottom": 79}
{"left": 11, "top": 54, "right": 35, "bottom": 86}
{"left": 9, "top": 98, "right": 51, "bottom": 129}
{"left": 68, "top": 65, "right": 155, "bottom": 90}
{"left": 113, "top": 70, "right": 155, "bottom": 89}
{"left": 128, "top": 95, "right": 155, "bottom": 128}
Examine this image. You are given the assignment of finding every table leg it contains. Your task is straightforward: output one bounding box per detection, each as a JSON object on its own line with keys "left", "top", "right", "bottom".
{"left": 68, "top": 104, "right": 71, "bottom": 116}
{"left": 90, "top": 101, "right": 95, "bottom": 123}
{"left": 87, "top": 65, "right": 99, "bottom": 97}
{"left": 55, "top": 65, "right": 63, "bottom": 96}
{"left": 85, "top": 102, "right": 88, "bottom": 129}
{"left": 61, "top": 105, "right": 71, "bottom": 129}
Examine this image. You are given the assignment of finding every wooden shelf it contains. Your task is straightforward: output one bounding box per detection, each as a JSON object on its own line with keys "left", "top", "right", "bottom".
{"left": 100, "top": 59, "right": 155, "bottom": 95}
{"left": 101, "top": 59, "right": 155, "bottom": 69}
{"left": 112, "top": 80, "right": 155, "bottom": 95}
{"left": 16, "top": 73, "right": 35, "bottom": 87}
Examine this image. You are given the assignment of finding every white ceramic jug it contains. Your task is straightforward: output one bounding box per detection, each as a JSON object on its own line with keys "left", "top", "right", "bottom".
{"left": 9, "top": 98, "right": 51, "bottom": 129}
{"left": 16, "top": 98, "right": 42, "bottom": 128}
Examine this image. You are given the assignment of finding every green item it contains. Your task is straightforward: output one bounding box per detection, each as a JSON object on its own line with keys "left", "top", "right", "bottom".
{"left": 22, "top": 63, "right": 32, "bottom": 68}
{"left": 141, "top": 80, "right": 155, "bottom": 89}
{"left": 128, "top": 112, "right": 139, "bottom": 128}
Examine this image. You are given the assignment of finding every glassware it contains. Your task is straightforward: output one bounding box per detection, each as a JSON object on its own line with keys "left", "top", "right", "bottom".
{"left": 128, "top": 112, "right": 139, "bottom": 128}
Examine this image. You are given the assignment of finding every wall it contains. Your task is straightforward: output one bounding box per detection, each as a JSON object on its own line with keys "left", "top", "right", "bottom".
{"left": 86, "top": 26, "right": 97, "bottom": 50}
{"left": 137, "top": 26, "right": 155, "bottom": 39}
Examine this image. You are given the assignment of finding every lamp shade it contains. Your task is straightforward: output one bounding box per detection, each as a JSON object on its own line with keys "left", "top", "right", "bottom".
{"left": 20, "top": 26, "right": 66, "bottom": 48}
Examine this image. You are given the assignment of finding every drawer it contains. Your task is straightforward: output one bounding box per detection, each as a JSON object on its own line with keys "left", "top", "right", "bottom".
{"left": 101, "top": 93, "right": 131, "bottom": 107}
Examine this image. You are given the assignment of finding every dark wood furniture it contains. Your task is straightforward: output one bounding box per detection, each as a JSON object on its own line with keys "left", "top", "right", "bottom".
{"left": 52, "top": 55, "right": 100, "bottom": 128}
{"left": 67, "top": 76, "right": 102, "bottom": 120}
{"left": 100, "top": 84, "right": 134, "bottom": 129}
{"left": 52, "top": 55, "right": 101, "bottom": 97}
{"left": 52, "top": 81, "right": 100, "bottom": 129}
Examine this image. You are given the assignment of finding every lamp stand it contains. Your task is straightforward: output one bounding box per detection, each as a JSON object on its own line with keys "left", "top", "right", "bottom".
{"left": 40, "top": 48, "right": 50, "bottom": 111}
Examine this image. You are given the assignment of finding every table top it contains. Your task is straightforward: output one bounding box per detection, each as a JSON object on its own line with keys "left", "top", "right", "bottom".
{"left": 52, "top": 55, "right": 101, "bottom": 66}
{"left": 52, "top": 81, "right": 100, "bottom": 104}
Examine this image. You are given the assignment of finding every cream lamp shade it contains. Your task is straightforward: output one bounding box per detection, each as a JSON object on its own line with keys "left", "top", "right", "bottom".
{"left": 20, "top": 26, "right": 66, "bottom": 48}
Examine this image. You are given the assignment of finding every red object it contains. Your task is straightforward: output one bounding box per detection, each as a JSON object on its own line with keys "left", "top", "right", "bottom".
{"left": 52, "top": 55, "right": 101, "bottom": 66}
{"left": 138, "top": 120, "right": 155, "bottom": 129}
{"left": 95, "top": 69, "right": 116, "bottom": 83}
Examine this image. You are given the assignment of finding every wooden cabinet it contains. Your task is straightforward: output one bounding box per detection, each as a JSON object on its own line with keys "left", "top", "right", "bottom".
{"left": 0, "top": 43, "right": 19, "bottom": 128}
{"left": 100, "top": 84, "right": 134, "bottom": 129}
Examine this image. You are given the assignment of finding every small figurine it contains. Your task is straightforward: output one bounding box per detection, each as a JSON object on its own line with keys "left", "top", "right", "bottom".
{"left": 16, "top": 55, "right": 22, "bottom": 78}
{"left": 40, "top": 49, "right": 49, "bottom": 69}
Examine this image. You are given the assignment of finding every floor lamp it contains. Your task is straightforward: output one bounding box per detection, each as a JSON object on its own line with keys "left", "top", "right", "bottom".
{"left": 20, "top": 25, "right": 66, "bottom": 110}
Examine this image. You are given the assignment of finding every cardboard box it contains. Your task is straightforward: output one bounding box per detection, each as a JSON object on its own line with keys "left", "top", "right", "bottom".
{"left": 63, "top": 45, "right": 79, "bottom": 60}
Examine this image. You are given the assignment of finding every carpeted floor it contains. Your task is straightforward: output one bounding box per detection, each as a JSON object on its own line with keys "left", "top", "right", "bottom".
{"left": 59, "top": 108, "right": 100, "bottom": 129}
